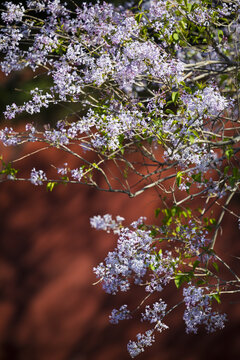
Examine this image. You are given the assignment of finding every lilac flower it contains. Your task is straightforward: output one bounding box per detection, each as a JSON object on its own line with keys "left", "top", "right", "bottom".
{"left": 46, "top": 0, "right": 67, "bottom": 16}
{"left": 26, "top": 1, "right": 46, "bottom": 12}
{"left": 145, "top": 251, "right": 177, "bottom": 293}
{"left": 130, "top": 216, "right": 146, "bottom": 229}
{"left": 141, "top": 300, "right": 168, "bottom": 332}
{"left": 93, "top": 224, "right": 154, "bottom": 294}
{"left": 109, "top": 304, "right": 132, "bottom": 324}
{"left": 127, "top": 330, "right": 155, "bottom": 358}
{"left": 30, "top": 168, "right": 47, "bottom": 185}
{"left": 71, "top": 168, "right": 83, "bottom": 182}
{"left": 1, "top": 2, "right": 25, "bottom": 23}
{"left": 183, "top": 286, "right": 227, "bottom": 334}
{"left": 33, "top": 33, "right": 59, "bottom": 53}
{"left": 4, "top": 103, "right": 22, "bottom": 120}
{"left": 89, "top": 54, "right": 114, "bottom": 86}
{"left": 207, "top": 179, "right": 229, "bottom": 198}
{"left": 57, "top": 163, "right": 68, "bottom": 176}
{"left": 66, "top": 43, "right": 89, "bottom": 65}
{"left": 91, "top": 134, "right": 107, "bottom": 149}
{"left": 4, "top": 90, "right": 53, "bottom": 119}
{"left": 90, "top": 214, "right": 124, "bottom": 234}
{"left": 25, "top": 123, "right": 35, "bottom": 132}
{"left": 176, "top": 221, "right": 209, "bottom": 255}
{"left": 0, "top": 127, "right": 20, "bottom": 146}
{"left": 188, "top": 7, "right": 213, "bottom": 26}
{"left": 181, "top": 86, "right": 229, "bottom": 118}
{"left": 110, "top": 17, "right": 140, "bottom": 45}
{"left": 148, "top": 0, "right": 170, "bottom": 33}
{"left": 25, "top": 123, "right": 37, "bottom": 142}
{"left": 44, "top": 129, "right": 69, "bottom": 146}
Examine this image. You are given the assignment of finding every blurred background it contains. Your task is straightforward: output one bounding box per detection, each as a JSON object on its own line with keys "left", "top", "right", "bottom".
{"left": 0, "top": 1, "right": 240, "bottom": 359}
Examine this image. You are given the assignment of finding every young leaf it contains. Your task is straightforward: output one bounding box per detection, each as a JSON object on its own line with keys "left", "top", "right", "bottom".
{"left": 46, "top": 181, "right": 58, "bottom": 192}
{"left": 212, "top": 293, "right": 221, "bottom": 304}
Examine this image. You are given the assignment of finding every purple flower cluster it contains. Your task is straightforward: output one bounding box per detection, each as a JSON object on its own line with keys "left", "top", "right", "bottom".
{"left": 177, "top": 221, "right": 209, "bottom": 255}
{"left": 0, "top": 0, "right": 184, "bottom": 122}
{"left": 162, "top": 86, "right": 229, "bottom": 171}
{"left": 90, "top": 214, "right": 124, "bottom": 234}
{"left": 0, "top": 0, "right": 231, "bottom": 179}
{"left": 57, "top": 163, "right": 68, "bottom": 176}
{"left": 93, "top": 219, "right": 154, "bottom": 294}
{"left": 141, "top": 300, "right": 168, "bottom": 332}
{"left": 145, "top": 250, "right": 178, "bottom": 293}
{"left": 182, "top": 86, "right": 229, "bottom": 118}
{"left": 30, "top": 168, "right": 47, "bottom": 185}
{"left": 70, "top": 168, "right": 83, "bottom": 182}
{"left": 127, "top": 330, "right": 155, "bottom": 358}
{"left": 44, "top": 128, "right": 69, "bottom": 146}
{"left": 56, "top": 164, "right": 84, "bottom": 183}
{"left": 147, "top": 0, "right": 174, "bottom": 37}
{"left": 109, "top": 304, "right": 132, "bottom": 324}
{"left": 91, "top": 213, "right": 229, "bottom": 356}
{"left": 183, "top": 286, "right": 227, "bottom": 334}
{"left": 1, "top": 2, "right": 25, "bottom": 23}
{"left": 0, "top": 127, "right": 20, "bottom": 146}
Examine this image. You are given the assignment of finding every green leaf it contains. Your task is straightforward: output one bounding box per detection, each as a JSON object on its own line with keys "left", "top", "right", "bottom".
{"left": 233, "top": 167, "right": 239, "bottom": 179}
{"left": 176, "top": 171, "right": 183, "bottom": 187}
{"left": 174, "top": 274, "right": 185, "bottom": 288}
{"left": 218, "top": 29, "right": 224, "bottom": 43}
{"left": 193, "top": 260, "right": 200, "bottom": 270}
{"left": 173, "top": 33, "right": 179, "bottom": 41}
{"left": 165, "top": 109, "right": 175, "bottom": 115}
{"left": 186, "top": 208, "right": 192, "bottom": 217}
{"left": 192, "top": 130, "right": 199, "bottom": 138}
{"left": 192, "top": 172, "right": 202, "bottom": 183}
{"left": 187, "top": 3, "right": 192, "bottom": 12}
{"left": 212, "top": 262, "right": 219, "bottom": 272}
{"left": 147, "top": 137, "right": 153, "bottom": 145}
{"left": 209, "top": 218, "right": 216, "bottom": 225}
{"left": 135, "top": 12, "right": 143, "bottom": 24}
{"left": 197, "top": 279, "right": 206, "bottom": 285}
{"left": 189, "top": 135, "right": 195, "bottom": 144}
{"left": 155, "top": 208, "right": 161, "bottom": 218}
{"left": 171, "top": 91, "right": 179, "bottom": 103}
{"left": 225, "top": 148, "right": 233, "bottom": 160}
{"left": 196, "top": 81, "right": 205, "bottom": 90}
{"left": 46, "top": 181, "right": 58, "bottom": 192}
{"left": 224, "top": 165, "right": 230, "bottom": 175}
{"left": 0, "top": 161, "right": 18, "bottom": 178}
{"left": 186, "top": 181, "right": 191, "bottom": 193}
{"left": 212, "top": 293, "right": 221, "bottom": 304}
{"left": 61, "top": 176, "right": 69, "bottom": 184}
{"left": 174, "top": 272, "right": 192, "bottom": 288}
{"left": 171, "top": 206, "right": 178, "bottom": 217}
{"left": 229, "top": 176, "right": 236, "bottom": 187}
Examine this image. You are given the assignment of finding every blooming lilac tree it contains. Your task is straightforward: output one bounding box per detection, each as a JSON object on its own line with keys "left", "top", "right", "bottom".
{"left": 0, "top": 0, "right": 240, "bottom": 357}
